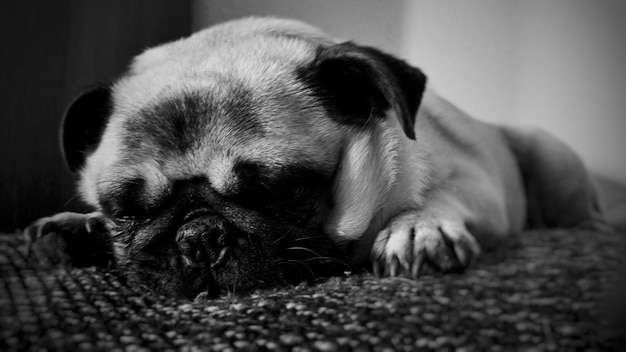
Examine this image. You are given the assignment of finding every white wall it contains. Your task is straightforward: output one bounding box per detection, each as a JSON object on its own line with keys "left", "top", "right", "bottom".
{"left": 192, "top": 0, "right": 626, "bottom": 185}
{"left": 515, "top": 1, "right": 626, "bottom": 185}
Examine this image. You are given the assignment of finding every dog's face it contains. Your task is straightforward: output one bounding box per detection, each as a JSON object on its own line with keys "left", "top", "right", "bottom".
{"left": 62, "top": 18, "right": 426, "bottom": 298}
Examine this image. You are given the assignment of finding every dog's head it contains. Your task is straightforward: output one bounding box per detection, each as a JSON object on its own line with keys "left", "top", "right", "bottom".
{"left": 62, "top": 17, "right": 427, "bottom": 298}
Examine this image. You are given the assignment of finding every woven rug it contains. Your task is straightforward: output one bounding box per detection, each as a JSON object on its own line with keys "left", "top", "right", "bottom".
{"left": 1, "top": 229, "right": 624, "bottom": 351}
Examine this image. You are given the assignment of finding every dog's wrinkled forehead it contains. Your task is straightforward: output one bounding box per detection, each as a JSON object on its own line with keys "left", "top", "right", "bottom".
{"left": 89, "top": 18, "right": 342, "bottom": 196}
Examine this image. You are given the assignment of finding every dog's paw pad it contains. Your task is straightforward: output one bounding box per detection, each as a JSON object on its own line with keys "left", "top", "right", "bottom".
{"left": 371, "top": 215, "right": 481, "bottom": 278}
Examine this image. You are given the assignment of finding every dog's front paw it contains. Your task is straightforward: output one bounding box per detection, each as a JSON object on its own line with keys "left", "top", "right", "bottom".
{"left": 22, "top": 212, "right": 112, "bottom": 268}
{"left": 371, "top": 213, "right": 481, "bottom": 277}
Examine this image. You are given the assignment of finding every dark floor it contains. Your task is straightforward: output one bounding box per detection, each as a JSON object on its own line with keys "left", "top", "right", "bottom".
{"left": 1, "top": 229, "right": 624, "bottom": 351}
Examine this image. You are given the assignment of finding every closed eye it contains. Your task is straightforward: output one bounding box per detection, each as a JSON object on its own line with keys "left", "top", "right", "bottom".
{"left": 229, "top": 181, "right": 308, "bottom": 207}
{"left": 226, "top": 160, "right": 333, "bottom": 222}
{"left": 98, "top": 177, "right": 170, "bottom": 222}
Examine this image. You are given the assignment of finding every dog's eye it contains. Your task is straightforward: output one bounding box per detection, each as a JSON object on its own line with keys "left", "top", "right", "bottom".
{"left": 99, "top": 177, "right": 165, "bottom": 223}
{"left": 229, "top": 181, "right": 298, "bottom": 205}
{"left": 112, "top": 214, "right": 139, "bottom": 224}
{"left": 228, "top": 181, "right": 318, "bottom": 224}
{"left": 105, "top": 206, "right": 148, "bottom": 225}
{"left": 229, "top": 161, "right": 330, "bottom": 221}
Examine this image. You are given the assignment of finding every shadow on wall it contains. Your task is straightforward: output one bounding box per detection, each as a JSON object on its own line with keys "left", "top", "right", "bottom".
{"left": 0, "top": 1, "right": 191, "bottom": 231}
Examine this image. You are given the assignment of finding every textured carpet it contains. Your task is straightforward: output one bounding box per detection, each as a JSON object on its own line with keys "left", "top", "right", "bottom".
{"left": 1, "top": 229, "right": 624, "bottom": 351}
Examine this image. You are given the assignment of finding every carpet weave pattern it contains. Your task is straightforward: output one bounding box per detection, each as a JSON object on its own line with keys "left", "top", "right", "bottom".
{"left": 1, "top": 230, "right": 624, "bottom": 351}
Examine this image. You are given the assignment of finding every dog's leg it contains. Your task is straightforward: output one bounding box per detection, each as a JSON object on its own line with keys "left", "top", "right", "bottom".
{"left": 370, "top": 192, "right": 482, "bottom": 277}
{"left": 502, "top": 127, "right": 609, "bottom": 231}
{"left": 22, "top": 212, "right": 114, "bottom": 268}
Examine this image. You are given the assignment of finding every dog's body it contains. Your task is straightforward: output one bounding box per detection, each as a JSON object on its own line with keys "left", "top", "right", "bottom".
{"left": 26, "top": 17, "right": 605, "bottom": 299}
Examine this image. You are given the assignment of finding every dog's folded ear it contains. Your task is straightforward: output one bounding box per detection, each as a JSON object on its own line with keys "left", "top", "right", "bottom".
{"left": 61, "top": 84, "right": 112, "bottom": 173}
{"left": 300, "top": 42, "right": 427, "bottom": 139}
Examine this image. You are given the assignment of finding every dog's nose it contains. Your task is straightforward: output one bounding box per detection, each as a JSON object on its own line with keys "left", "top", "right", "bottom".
{"left": 175, "top": 214, "right": 231, "bottom": 268}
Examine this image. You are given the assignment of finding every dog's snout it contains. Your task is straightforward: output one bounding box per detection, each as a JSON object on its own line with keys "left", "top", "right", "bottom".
{"left": 175, "top": 215, "right": 231, "bottom": 268}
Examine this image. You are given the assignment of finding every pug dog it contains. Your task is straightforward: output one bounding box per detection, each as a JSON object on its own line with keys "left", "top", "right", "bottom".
{"left": 24, "top": 17, "right": 606, "bottom": 299}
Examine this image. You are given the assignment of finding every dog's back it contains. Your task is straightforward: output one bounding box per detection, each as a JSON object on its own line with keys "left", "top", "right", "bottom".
{"left": 414, "top": 89, "right": 606, "bottom": 236}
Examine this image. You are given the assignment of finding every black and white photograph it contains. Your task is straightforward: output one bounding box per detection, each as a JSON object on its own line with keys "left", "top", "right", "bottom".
{"left": 1, "top": 1, "right": 625, "bottom": 350}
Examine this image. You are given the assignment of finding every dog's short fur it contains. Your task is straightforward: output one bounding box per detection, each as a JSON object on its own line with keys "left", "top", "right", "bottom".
{"left": 25, "top": 17, "right": 606, "bottom": 299}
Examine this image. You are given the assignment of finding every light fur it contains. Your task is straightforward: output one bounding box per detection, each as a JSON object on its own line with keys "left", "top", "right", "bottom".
{"left": 28, "top": 17, "right": 606, "bottom": 294}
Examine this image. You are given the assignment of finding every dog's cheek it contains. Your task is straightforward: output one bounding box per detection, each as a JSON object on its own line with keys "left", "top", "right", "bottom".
{"left": 212, "top": 242, "right": 279, "bottom": 290}
{"left": 105, "top": 224, "right": 181, "bottom": 296}
{"left": 114, "top": 242, "right": 180, "bottom": 296}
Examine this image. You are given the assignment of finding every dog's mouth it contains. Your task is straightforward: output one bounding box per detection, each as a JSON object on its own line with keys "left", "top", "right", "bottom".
{"left": 112, "top": 211, "right": 350, "bottom": 300}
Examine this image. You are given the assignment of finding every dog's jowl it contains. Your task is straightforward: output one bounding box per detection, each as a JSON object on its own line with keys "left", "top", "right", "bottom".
{"left": 25, "top": 17, "right": 606, "bottom": 299}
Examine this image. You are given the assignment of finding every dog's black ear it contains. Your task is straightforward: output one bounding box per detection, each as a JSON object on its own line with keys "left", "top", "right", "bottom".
{"left": 62, "top": 84, "right": 112, "bottom": 173}
{"left": 300, "top": 42, "right": 427, "bottom": 139}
